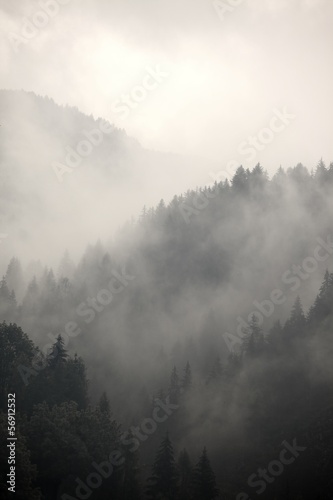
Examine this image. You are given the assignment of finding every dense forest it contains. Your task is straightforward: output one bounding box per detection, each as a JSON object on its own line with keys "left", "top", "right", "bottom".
{"left": 1, "top": 161, "right": 333, "bottom": 499}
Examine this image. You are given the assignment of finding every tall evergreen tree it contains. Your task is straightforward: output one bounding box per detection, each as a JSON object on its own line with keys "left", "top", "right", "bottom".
{"left": 193, "top": 448, "right": 219, "bottom": 500}
{"left": 5, "top": 257, "right": 24, "bottom": 301}
{"left": 21, "top": 276, "right": 39, "bottom": 316}
{"left": 182, "top": 361, "right": 192, "bottom": 392}
{"left": 48, "top": 334, "right": 68, "bottom": 368}
{"left": 308, "top": 271, "right": 333, "bottom": 323}
{"left": 178, "top": 449, "right": 193, "bottom": 500}
{"left": 243, "top": 314, "right": 264, "bottom": 356}
{"left": 169, "top": 366, "right": 180, "bottom": 404}
{"left": 232, "top": 166, "right": 249, "bottom": 194}
{"left": 0, "top": 277, "right": 17, "bottom": 322}
{"left": 121, "top": 430, "right": 142, "bottom": 500}
{"left": 99, "top": 391, "right": 111, "bottom": 415}
{"left": 147, "top": 433, "right": 179, "bottom": 500}
{"left": 284, "top": 296, "right": 306, "bottom": 338}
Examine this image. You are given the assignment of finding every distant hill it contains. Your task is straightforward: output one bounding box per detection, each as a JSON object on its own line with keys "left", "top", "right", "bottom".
{"left": 0, "top": 89, "right": 215, "bottom": 267}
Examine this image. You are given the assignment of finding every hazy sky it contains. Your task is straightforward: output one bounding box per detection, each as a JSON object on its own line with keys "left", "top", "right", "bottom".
{"left": 1, "top": 0, "right": 332, "bottom": 175}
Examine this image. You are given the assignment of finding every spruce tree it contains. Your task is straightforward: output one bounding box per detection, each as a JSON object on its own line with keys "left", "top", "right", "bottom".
{"left": 284, "top": 296, "right": 306, "bottom": 338}
{"left": 178, "top": 449, "right": 193, "bottom": 500}
{"left": 243, "top": 314, "right": 264, "bottom": 356}
{"left": 169, "top": 366, "right": 180, "bottom": 404}
{"left": 182, "top": 361, "right": 192, "bottom": 392}
{"left": 0, "top": 277, "right": 17, "bottom": 322}
{"left": 121, "top": 430, "right": 142, "bottom": 500}
{"left": 193, "top": 448, "right": 219, "bottom": 500}
{"left": 147, "top": 433, "right": 179, "bottom": 499}
{"left": 5, "top": 257, "right": 24, "bottom": 301}
{"left": 48, "top": 334, "right": 68, "bottom": 368}
{"left": 99, "top": 391, "right": 111, "bottom": 415}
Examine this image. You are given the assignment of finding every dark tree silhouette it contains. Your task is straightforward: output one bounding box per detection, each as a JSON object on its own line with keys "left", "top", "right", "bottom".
{"left": 147, "top": 433, "right": 179, "bottom": 500}
{"left": 193, "top": 448, "right": 219, "bottom": 500}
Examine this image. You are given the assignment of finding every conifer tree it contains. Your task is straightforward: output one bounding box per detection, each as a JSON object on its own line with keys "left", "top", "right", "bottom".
{"left": 48, "top": 334, "right": 68, "bottom": 368}
{"left": 0, "top": 277, "right": 17, "bottom": 321}
{"left": 284, "top": 296, "right": 306, "bottom": 337}
{"left": 308, "top": 270, "right": 333, "bottom": 323}
{"left": 193, "top": 448, "right": 219, "bottom": 500}
{"left": 182, "top": 361, "right": 192, "bottom": 392}
{"left": 147, "top": 433, "right": 179, "bottom": 499}
{"left": 5, "top": 257, "right": 24, "bottom": 301}
{"left": 232, "top": 166, "right": 249, "bottom": 193}
{"left": 99, "top": 391, "right": 111, "bottom": 415}
{"left": 63, "top": 354, "right": 88, "bottom": 409}
{"left": 21, "top": 276, "right": 39, "bottom": 316}
{"left": 243, "top": 314, "right": 264, "bottom": 356}
{"left": 121, "top": 430, "right": 142, "bottom": 500}
{"left": 178, "top": 449, "right": 193, "bottom": 500}
{"left": 169, "top": 366, "right": 180, "bottom": 404}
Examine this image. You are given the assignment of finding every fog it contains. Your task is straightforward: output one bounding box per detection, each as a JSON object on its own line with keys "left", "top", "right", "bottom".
{"left": 1, "top": 0, "right": 333, "bottom": 165}
{"left": 1, "top": 2, "right": 333, "bottom": 500}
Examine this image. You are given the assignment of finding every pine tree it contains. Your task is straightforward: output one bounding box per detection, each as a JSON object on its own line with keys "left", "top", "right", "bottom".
{"left": 99, "top": 391, "right": 110, "bottom": 415}
{"left": 193, "top": 448, "right": 219, "bottom": 500}
{"left": 182, "top": 361, "right": 192, "bottom": 392}
{"left": 250, "top": 163, "right": 268, "bottom": 190}
{"left": 319, "top": 269, "right": 331, "bottom": 297}
{"left": 178, "top": 449, "right": 193, "bottom": 500}
{"left": 243, "top": 314, "right": 264, "bottom": 356}
{"left": 0, "top": 322, "right": 38, "bottom": 411}
{"left": 232, "top": 166, "right": 249, "bottom": 193}
{"left": 21, "top": 277, "right": 39, "bottom": 317}
{"left": 0, "top": 277, "right": 17, "bottom": 322}
{"left": 147, "top": 433, "right": 179, "bottom": 499}
{"left": 308, "top": 271, "right": 333, "bottom": 324}
{"left": 169, "top": 366, "right": 180, "bottom": 404}
{"left": 64, "top": 354, "right": 88, "bottom": 409}
{"left": 314, "top": 158, "right": 327, "bottom": 184}
{"left": 5, "top": 257, "right": 24, "bottom": 301}
{"left": 121, "top": 430, "right": 142, "bottom": 500}
{"left": 0, "top": 411, "right": 41, "bottom": 499}
{"left": 284, "top": 296, "right": 306, "bottom": 338}
{"left": 57, "top": 250, "right": 75, "bottom": 280}
{"left": 48, "top": 334, "right": 68, "bottom": 368}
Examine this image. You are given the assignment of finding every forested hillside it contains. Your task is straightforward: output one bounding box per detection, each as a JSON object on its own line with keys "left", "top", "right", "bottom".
{"left": 0, "top": 90, "right": 214, "bottom": 265}
{"left": 1, "top": 162, "right": 333, "bottom": 499}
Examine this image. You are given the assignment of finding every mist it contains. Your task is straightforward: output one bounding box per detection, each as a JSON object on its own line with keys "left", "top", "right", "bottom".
{"left": 1, "top": 1, "right": 333, "bottom": 500}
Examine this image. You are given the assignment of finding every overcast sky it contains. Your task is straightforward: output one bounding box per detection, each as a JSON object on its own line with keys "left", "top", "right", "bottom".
{"left": 1, "top": 0, "right": 332, "bottom": 176}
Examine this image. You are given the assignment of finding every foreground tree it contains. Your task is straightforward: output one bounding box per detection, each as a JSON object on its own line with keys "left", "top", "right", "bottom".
{"left": 178, "top": 449, "right": 193, "bottom": 500}
{"left": 147, "top": 433, "right": 179, "bottom": 499}
{"left": 193, "top": 448, "right": 219, "bottom": 500}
